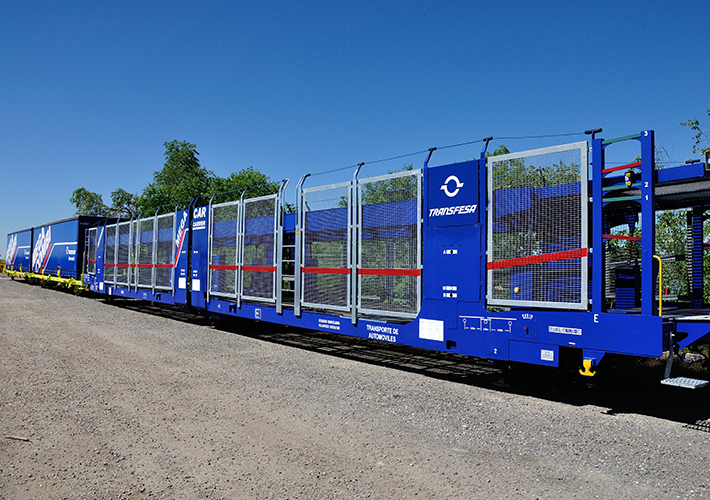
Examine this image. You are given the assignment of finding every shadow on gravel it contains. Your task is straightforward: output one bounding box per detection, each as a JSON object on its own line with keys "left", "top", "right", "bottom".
{"left": 104, "top": 296, "right": 710, "bottom": 431}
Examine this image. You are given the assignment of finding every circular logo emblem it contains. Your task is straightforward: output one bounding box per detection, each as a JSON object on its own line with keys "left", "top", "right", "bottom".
{"left": 440, "top": 175, "right": 464, "bottom": 198}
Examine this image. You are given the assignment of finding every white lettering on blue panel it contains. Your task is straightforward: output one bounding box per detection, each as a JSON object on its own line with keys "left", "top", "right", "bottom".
{"left": 549, "top": 326, "right": 582, "bottom": 336}
{"left": 428, "top": 204, "right": 477, "bottom": 217}
{"left": 319, "top": 318, "right": 341, "bottom": 331}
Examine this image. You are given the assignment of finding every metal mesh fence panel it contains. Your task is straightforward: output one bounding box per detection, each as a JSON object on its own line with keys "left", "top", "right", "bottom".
{"left": 210, "top": 201, "right": 240, "bottom": 298}
{"left": 358, "top": 170, "right": 421, "bottom": 318}
{"left": 241, "top": 196, "right": 277, "bottom": 301}
{"left": 302, "top": 182, "right": 351, "bottom": 311}
{"left": 137, "top": 218, "right": 154, "bottom": 287}
{"left": 130, "top": 221, "right": 138, "bottom": 287}
{"left": 487, "top": 142, "right": 588, "bottom": 309}
{"left": 116, "top": 222, "right": 131, "bottom": 285}
{"left": 87, "top": 228, "right": 97, "bottom": 275}
{"left": 105, "top": 225, "right": 116, "bottom": 283}
{"left": 155, "top": 214, "right": 174, "bottom": 289}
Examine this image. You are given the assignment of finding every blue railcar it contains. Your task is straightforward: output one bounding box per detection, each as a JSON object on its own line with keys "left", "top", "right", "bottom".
{"left": 8, "top": 129, "right": 710, "bottom": 388}
{"left": 6, "top": 229, "right": 33, "bottom": 273}
{"left": 6, "top": 216, "right": 106, "bottom": 288}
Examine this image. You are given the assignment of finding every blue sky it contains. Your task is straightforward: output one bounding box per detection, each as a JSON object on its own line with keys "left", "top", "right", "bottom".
{"left": 2, "top": 0, "right": 709, "bottom": 258}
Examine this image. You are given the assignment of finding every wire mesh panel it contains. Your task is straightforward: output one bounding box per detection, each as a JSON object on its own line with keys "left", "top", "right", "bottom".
{"left": 210, "top": 201, "right": 240, "bottom": 298}
{"left": 155, "top": 213, "right": 174, "bottom": 290}
{"left": 86, "top": 228, "right": 97, "bottom": 275}
{"left": 105, "top": 224, "right": 116, "bottom": 284}
{"left": 137, "top": 217, "right": 154, "bottom": 288}
{"left": 487, "top": 142, "right": 588, "bottom": 309}
{"left": 240, "top": 195, "right": 277, "bottom": 302}
{"left": 116, "top": 222, "right": 131, "bottom": 285}
{"left": 301, "top": 182, "right": 352, "bottom": 312}
{"left": 130, "top": 221, "right": 138, "bottom": 287}
{"left": 358, "top": 170, "right": 422, "bottom": 319}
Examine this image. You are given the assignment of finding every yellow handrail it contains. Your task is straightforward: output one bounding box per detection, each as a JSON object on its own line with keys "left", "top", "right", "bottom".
{"left": 653, "top": 255, "right": 662, "bottom": 316}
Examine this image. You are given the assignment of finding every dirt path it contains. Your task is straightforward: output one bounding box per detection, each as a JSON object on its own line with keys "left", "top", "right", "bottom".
{"left": 1, "top": 276, "right": 709, "bottom": 499}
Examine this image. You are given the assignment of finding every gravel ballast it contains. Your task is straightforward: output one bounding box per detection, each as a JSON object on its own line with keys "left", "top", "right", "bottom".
{"left": 1, "top": 275, "right": 709, "bottom": 499}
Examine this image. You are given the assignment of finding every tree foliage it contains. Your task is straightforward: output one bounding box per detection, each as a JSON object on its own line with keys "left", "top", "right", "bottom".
{"left": 70, "top": 140, "right": 280, "bottom": 219}
{"left": 359, "top": 164, "right": 416, "bottom": 205}
{"left": 70, "top": 187, "right": 137, "bottom": 217}
{"left": 488, "top": 143, "right": 580, "bottom": 190}
{"left": 70, "top": 188, "right": 108, "bottom": 216}
{"left": 487, "top": 144, "right": 511, "bottom": 157}
{"left": 209, "top": 166, "right": 279, "bottom": 204}
{"left": 137, "top": 140, "right": 212, "bottom": 215}
{"left": 681, "top": 109, "right": 710, "bottom": 154}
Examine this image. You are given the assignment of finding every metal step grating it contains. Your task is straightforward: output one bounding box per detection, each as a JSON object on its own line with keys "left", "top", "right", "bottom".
{"left": 684, "top": 420, "right": 710, "bottom": 433}
{"left": 660, "top": 377, "right": 709, "bottom": 389}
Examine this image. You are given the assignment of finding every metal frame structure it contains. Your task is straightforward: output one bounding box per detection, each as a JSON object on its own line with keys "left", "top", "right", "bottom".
{"left": 486, "top": 141, "right": 589, "bottom": 310}
{"left": 17, "top": 127, "right": 709, "bottom": 388}
{"left": 299, "top": 180, "right": 354, "bottom": 314}
{"left": 357, "top": 169, "right": 423, "bottom": 320}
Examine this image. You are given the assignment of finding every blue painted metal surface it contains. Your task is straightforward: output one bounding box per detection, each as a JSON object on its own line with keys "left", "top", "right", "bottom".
{"left": 6, "top": 229, "right": 32, "bottom": 272}
{"left": 7, "top": 216, "right": 104, "bottom": 278}
{"left": 11, "top": 129, "right": 710, "bottom": 375}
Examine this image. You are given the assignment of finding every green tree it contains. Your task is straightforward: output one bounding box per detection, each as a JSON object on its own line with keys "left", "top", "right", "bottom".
{"left": 71, "top": 140, "right": 280, "bottom": 218}
{"left": 109, "top": 188, "right": 137, "bottom": 218}
{"left": 359, "top": 164, "right": 416, "bottom": 205}
{"left": 137, "top": 140, "right": 214, "bottom": 215}
{"left": 487, "top": 144, "right": 511, "bottom": 157}
{"left": 209, "top": 166, "right": 279, "bottom": 204}
{"left": 70, "top": 187, "right": 137, "bottom": 217}
{"left": 681, "top": 109, "right": 710, "bottom": 154}
{"left": 70, "top": 188, "right": 108, "bottom": 216}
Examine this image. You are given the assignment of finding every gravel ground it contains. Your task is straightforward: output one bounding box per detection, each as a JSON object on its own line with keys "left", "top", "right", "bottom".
{"left": 1, "top": 274, "right": 709, "bottom": 499}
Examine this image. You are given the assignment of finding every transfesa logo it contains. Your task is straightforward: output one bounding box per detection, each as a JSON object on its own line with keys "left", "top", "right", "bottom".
{"left": 429, "top": 204, "right": 477, "bottom": 217}
{"left": 32, "top": 226, "right": 52, "bottom": 272}
{"left": 6, "top": 234, "right": 18, "bottom": 266}
{"left": 430, "top": 173, "right": 477, "bottom": 218}
{"left": 440, "top": 175, "right": 464, "bottom": 198}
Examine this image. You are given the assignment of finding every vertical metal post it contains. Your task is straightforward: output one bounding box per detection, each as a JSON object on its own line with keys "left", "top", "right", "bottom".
{"left": 479, "top": 138, "right": 493, "bottom": 301}
{"left": 294, "top": 174, "right": 310, "bottom": 317}
{"left": 186, "top": 199, "right": 196, "bottom": 303}
{"left": 351, "top": 163, "right": 364, "bottom": 325}
{"left": 639, "top": 130, "right": 655, "bottom": 316}
{"left": 416, "top": 169, "right": 423, "bottom": 311}
{"left": 236, "top": 190, "right": 247, "bottom": 309}
{"left": 591, "top": 138, "right": 605, "bottom": 313}
{"left": 206, "top": 196, "right": 216, "bottom": 304}
{"left": 276, "top": 179, "right": 289, "bottom": 314}
{"left": 172, "top": 203, "right": 181, "bottom": 297}
{"left": 478, "top": 149, "right": 489, "bottom": 308}
{"left": 125, "top": 219, "right": 132, "bottom": 288}
{"left": 421, "top": 148, "right": 436, "bottom": 311}
{"left": 480, "top": 139, "right": 494, "bottom": 304}
{"left": 132, "top": 216, "right": 139, "bottom": 291}
{"left": 152, "top": 208, "right": 159, "bottom": 295}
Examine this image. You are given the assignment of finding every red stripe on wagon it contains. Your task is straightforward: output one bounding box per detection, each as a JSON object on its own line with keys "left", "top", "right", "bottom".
{"left": 358, "top": 268, "right": 421, "bottom": 276}
{"left": 302, "top": 267, "right": 351, "bottom": 275}
{"left": 487, "top": 248, "right": 587, "bottom": 270}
